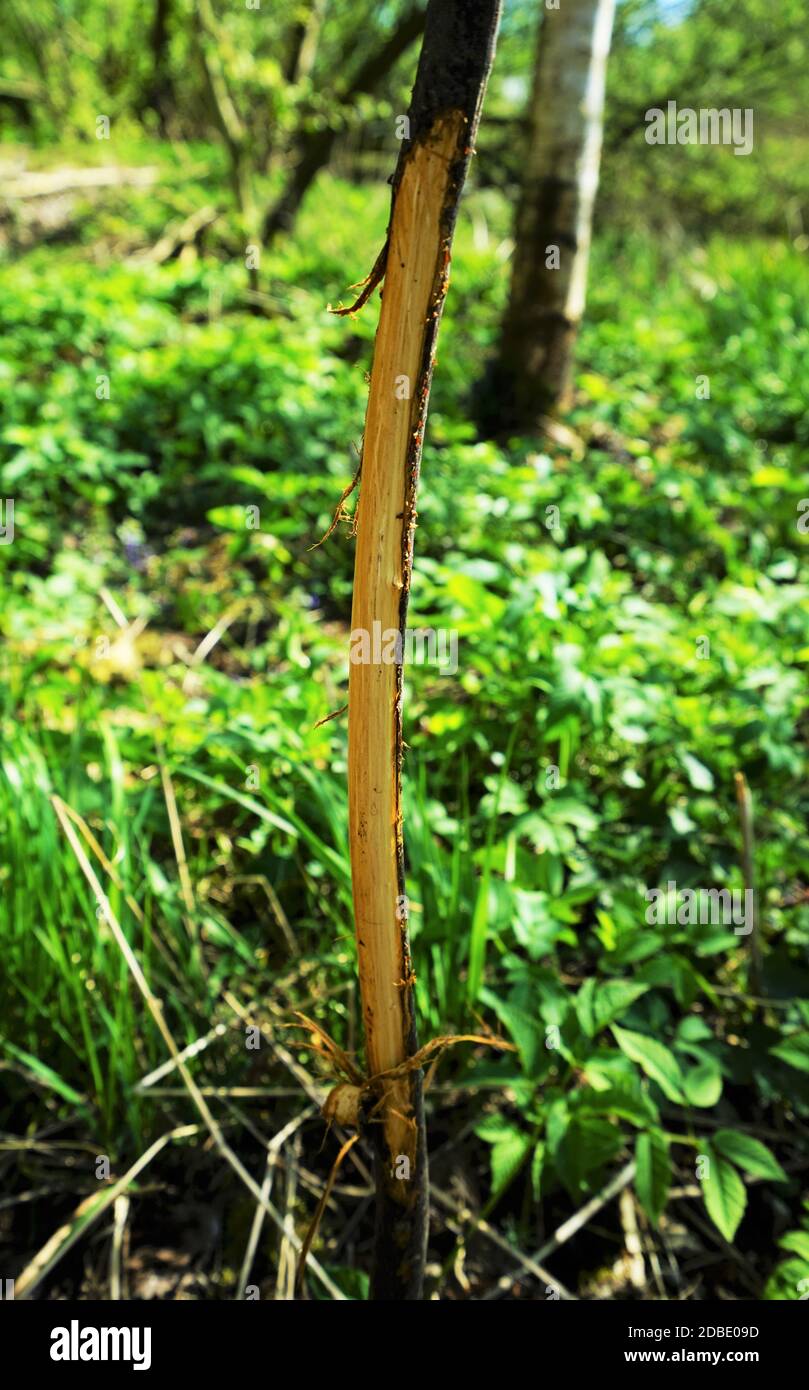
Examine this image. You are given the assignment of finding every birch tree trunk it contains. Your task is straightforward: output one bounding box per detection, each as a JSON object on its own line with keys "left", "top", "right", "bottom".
{"left": 482, "top": 0, "right": 615, "bottom": 429}
{"left": 344, "top": 0, "right": 501, "bottom": 1301}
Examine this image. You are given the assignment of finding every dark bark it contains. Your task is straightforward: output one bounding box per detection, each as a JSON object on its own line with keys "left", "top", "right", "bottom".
{"left": 262, "top": 4, "right": 427, "bottom": 244}
{"left": 367, "top": 1074, "right": 428, "bottom": 1301}
{"left": 144, "top": 0, "right": 174, "bottom": 133}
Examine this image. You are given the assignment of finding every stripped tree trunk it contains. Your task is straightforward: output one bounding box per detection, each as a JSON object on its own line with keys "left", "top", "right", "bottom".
{"left": 481, "top": 0, "right": 615, "bottom": 430}
{"left": 344, "top": 0, "right": 501, "bottom": 1301}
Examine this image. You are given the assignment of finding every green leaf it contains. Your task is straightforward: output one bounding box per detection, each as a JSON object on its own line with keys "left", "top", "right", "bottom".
{"left": 712, "top": 1129, "right": 787, "bottom": 1182}
{"left": 700, "top": 1145, "right": 747, "bottom": 1242}
{"left": 611, "top": 1025, "right": 685, "bottom": 1102}
{"left": 480, "top": 987, "right": 545, "bottom": 1076}
{"left": 681, "top": 753, "right": 714, "bottom": 791}
{"left": 669, "top": 805, "right": 697, "bottom": 835}
{"left": 771, "top": 1032, "right": 809, "bottom": 1074}
{"left": 0, "top": 1038, "right": 89, "bottom": 1110}
{"left": 683, "top": 1059, "right": 723, "bottom": 1108}
{"left": 574, "top": 977, "right": 598, "bottom": 1035}
{"left": 583, "top": 1054, "right": 643, "bottom": 1091}
{"left": 676, "top": 1015, "right": 713, "bottom": 1043}
{"left": 576, "top": 978, "right": 650, "bottom": 1037}
{"left": 554, "top": 1115, "right": 624, "bottom": 1199}
{"left": 475, "top": 1117, "right": 533, "bottom": 1198}
{"left": 530, "top": 1142, "right": 544, "bottom": 1200}
{"left": 765, "top": 1256, "right": 809, "bottom": 1300}
{"left": 635, "top": 1130, "right": 671, "bottom": 1226}
{"left": 778, "top": 1231, "right": 809, "bottom": 1261}
{"left": 313, "top": 1266, "right": 370, "bottom": 1301}
{"left": 577, "top": 1078, "right": 658, "bottom": 1128}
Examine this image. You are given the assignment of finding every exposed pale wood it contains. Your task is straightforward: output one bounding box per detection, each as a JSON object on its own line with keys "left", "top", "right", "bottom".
{"left": 348, "top": 111, "right": 466, "bottom": 1171}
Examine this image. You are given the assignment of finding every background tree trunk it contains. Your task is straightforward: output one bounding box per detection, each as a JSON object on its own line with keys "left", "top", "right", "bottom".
{"left": 282, "top": 0, "right": 328, "bottom": 86}
{"left": 144, "top": 0, "right": 174, "bottom": 133}
{"left": 345, "top": 0, "right": 501, "bottom": 1301}
{"left": 480, "top": 0, "right": 615, "bottom": 432}
{"left": 196, "top": 0, "right": 253, "bottom": 226}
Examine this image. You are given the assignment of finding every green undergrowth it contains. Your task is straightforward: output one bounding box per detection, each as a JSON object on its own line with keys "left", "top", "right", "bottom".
{"left": 2, "top": 175, "right": 808, "bottom": 1289}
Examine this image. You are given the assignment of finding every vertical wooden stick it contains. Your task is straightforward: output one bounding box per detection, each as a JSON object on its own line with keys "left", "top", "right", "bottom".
{"left": 344, "top": 0, "right": 501, "bottom": 1300}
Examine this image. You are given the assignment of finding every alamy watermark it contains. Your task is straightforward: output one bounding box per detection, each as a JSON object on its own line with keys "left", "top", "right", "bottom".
{"left": 50, "top": 1321, "right": 151, "bottom": 1370}
{"left": 645, "top": 102, "right": 754, "bottom": 156}
{"left": 644, "top": 881, "right": 754, "bottom": 935}
{"left": 349, "top": 621, "right": 458, "bottom": 675}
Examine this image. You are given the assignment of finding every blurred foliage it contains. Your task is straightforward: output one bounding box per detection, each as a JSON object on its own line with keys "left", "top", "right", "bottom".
{"left": 2, "top": 0, "right": 808, "bottom": 238}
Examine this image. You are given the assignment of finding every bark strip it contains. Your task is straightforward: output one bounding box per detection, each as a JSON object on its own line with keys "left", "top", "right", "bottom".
{"left": 345, "top": 0, "right": 501, "bottom": 1301}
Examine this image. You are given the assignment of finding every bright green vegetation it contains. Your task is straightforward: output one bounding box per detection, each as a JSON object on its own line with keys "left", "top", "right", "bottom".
{"left": 2, "top": 166, "right": 807, "bottom": 1296}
